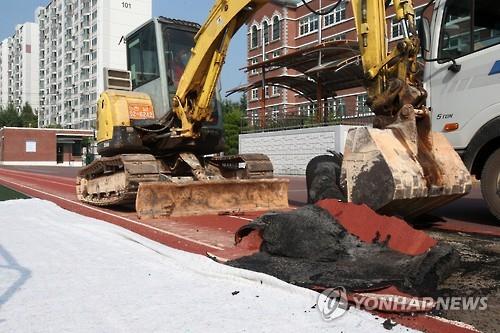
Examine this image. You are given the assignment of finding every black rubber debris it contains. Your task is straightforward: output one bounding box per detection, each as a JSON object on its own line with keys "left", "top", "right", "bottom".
{"left": 227, "top": 205, "right": 459, "bottom": 295}
{"left": 382, "top": 318, "right": 398, "bottom": 330}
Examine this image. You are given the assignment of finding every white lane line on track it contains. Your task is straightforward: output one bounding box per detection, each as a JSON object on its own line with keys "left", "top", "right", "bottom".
{"left": 0, "top": 169, "right": 75, "bottom": 188}
{"left": 425, "top": 315, "right": 481, "bottom": 332}
{"left": 0, "top": 167, "right": 76, "bottom": 182}
{"left": 0, "top": 177, "right": 224, "bottom": 251}
{"left": 227, "top": 215, "right": 253, "bottom": 222}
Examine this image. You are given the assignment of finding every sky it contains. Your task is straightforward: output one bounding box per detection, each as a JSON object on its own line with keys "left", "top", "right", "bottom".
{"left": 0, "top": 0, "right": 248, "bottom": 101}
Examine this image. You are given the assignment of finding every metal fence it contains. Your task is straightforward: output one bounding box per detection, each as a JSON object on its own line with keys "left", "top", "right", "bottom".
{"left": 241, "top": 104, "right": 374, "bottom": 133}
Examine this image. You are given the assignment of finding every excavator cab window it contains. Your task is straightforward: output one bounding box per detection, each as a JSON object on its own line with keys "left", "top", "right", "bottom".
{"left": 127, "top": 22, "right": 160, "bottom": 89}
{"left": 161, "top": 25, "right": 196, "bottom": 89}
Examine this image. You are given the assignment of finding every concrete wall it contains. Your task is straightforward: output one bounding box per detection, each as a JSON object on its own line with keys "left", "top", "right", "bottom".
{"left": 239, "top": 125, "right": 357, "bottom": 175}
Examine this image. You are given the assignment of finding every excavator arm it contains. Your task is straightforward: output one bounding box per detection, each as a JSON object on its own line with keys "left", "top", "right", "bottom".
{"left": 170, "top": 0, "right": 423, "bottom": 137}
{"left": 172, "top": 0, "right": 295, "bottom": 138}
{"left": 351, "top": 0, "right": 424, "bottom": 122}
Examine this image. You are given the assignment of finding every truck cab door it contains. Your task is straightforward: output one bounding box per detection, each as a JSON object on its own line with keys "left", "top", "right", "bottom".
{"left": 426, "top": 0, "right": 500, "bottom": 149}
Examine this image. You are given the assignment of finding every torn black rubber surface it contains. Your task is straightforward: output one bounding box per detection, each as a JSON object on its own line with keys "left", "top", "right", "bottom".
{"left": 228, "top": 205, "right": 458, "bottom": 295}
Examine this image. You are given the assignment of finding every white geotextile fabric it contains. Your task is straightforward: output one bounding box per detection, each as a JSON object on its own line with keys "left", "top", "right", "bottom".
{"left": 0, "top": 199, "right": 419, "bottom": 332}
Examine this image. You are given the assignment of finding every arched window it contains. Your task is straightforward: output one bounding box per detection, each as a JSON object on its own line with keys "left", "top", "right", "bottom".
{"left": 251, "top": 25, "right": 259, "bottom": 48}
{"left": 272, "top": 16, "right": 281, "bottom": 41}
{"left": 263, "top": 21, "right": 270, "bottom": 44}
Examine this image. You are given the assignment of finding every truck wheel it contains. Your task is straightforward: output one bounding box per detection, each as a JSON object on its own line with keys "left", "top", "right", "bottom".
{"left": 306, "top": 153, "right": 346, "bottom": 204}
{"left": 481, "top": 148, "right": 500, "bottom": 221}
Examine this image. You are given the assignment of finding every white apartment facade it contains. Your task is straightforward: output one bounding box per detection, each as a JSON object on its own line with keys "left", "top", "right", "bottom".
{"left": 0, "top": 22, "right": 40, "bottom": 112}
{"left": 0, "top": 39, "right": 10, "bottom": 108}
{"left": 37, "top": 0, "right": 152, "bottom": 129}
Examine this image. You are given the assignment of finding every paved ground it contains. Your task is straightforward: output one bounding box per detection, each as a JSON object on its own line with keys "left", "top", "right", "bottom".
{"left": 2, "top": 165, "right": 498, "bottom": 224}
{"left": 0, "top": 165, "right": 499, "bottom": 332}
{"left": 428, "top": 230, "right": 500, "bottom": 333}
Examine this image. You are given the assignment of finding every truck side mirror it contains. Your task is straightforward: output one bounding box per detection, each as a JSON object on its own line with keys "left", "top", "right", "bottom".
{"left": 417, "top": 15, "right": 462, "bottom": 74}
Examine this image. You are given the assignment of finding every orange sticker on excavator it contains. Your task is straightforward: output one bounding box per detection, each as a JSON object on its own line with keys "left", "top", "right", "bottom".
{"left": 128, "top": 103, "right": 155, "bottom": 119}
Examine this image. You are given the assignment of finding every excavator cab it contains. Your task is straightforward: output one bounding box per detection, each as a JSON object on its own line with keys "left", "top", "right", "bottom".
{"left": 96, "top": 17, "right": 224, "bottom": 157}
{"left": 126, "top": 17, "right": 218, "bottom": 121}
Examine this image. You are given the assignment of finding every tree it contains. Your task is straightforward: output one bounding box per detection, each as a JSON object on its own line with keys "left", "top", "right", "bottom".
{"left": 239, "top": 93, "right": 247, "bottom": 111}
{"left": 222, "top": 99, "right": 246, "bottom": 155}
{"left": 20, "top": 102, "right": 38, "bottom": 128}
{"left": 0, "top": 103, "right": 22, "bottom": 127}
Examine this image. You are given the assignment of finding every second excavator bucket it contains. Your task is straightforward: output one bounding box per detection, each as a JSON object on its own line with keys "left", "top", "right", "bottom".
{"left": 341, "top": 107, "right": 472, "bottom": 219}
{"left": 135, "top": 178, "right": 289, "bottom": 218}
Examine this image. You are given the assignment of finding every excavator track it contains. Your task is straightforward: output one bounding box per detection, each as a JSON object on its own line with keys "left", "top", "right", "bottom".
{"left": 77, "top": 152, "right": 289, "bottom": 217}
{"left": 76, "top": 154, "right": 161, "bottom": 207}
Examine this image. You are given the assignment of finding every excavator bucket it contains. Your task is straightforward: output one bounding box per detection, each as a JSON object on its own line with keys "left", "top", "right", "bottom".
{"left": 135, "top": 178, "right": 289, "bottom": 218}
{"left": 341, "top": 108, "right": 472, "bottom": 219}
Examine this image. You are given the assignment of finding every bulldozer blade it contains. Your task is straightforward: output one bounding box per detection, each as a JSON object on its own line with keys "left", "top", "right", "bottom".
{"left": 341, "top": 127, "right": 472, "bottom": 219}
{"left": 135, "top": 178, "right": 289, "bottom": 218}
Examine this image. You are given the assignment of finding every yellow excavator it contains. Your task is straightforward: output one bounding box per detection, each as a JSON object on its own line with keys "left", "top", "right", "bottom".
{"left": 77, "top": 0, "right": 470, "bottom": 220}
{"left": 76, "top": 2, "right": 294, "bottom": 218}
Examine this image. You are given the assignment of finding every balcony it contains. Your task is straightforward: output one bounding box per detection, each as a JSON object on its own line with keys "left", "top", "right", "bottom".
{"left": 81, "top": 5, "right": 90, "bottom": 15}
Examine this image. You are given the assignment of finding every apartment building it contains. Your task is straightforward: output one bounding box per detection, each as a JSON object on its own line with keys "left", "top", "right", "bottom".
{"left": 245, "top": 0, "right": 428, "bottom": 125}
{"left": 0, "top": 22, "right": 40, "bottom": 112}
{"left": 37, "top": 0, "right": 152, "bottom": 129}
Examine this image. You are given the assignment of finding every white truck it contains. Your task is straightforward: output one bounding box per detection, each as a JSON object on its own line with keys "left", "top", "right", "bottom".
{"left": 421, "top": 0, "right": 500, "bottom": 220}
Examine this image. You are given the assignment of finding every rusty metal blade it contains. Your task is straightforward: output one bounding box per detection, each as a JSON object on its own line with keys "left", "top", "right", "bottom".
{"left": 136, "top": 178, "right": 289, "bottom": 218}
{"left": 342, "top": 127, "right": 472, "bottom": 218}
